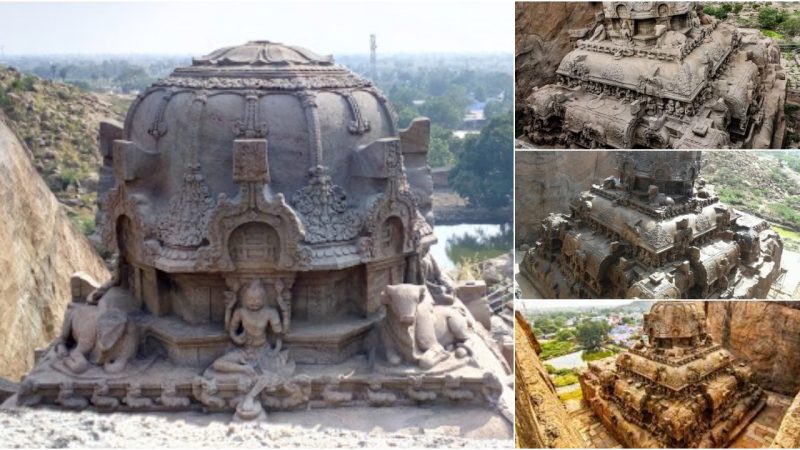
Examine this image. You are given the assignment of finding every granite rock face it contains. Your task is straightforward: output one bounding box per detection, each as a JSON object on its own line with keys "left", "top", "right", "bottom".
{"left": 706, "top": 301, "right": 800, "bottom": 396}
{"left": 515, "top": 2, "right": 603, "bottom": 116}
{"left": 514, "top": 151, "right": 614, "bottom": 246}
{"left": 514, "top": 311, "right": 583, "bottom": 448}
{"left": 772, "top": 389, "right": 800, "bottom": 448}
{"left": 0, "top": 114, "right": 109, "bottom": 381}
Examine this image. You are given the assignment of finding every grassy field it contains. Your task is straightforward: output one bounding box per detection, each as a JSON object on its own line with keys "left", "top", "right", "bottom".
{"left": 539, "top": 340, "right": 580, "bottom": 360}
{"left": 582, "top": 348, "right": 617, "bottom": 362}
{"left": 558, "top": 388, "right": 583, "bottom": 402}
{"left": 773, "top": 224, "right": 800, "bottom": 252}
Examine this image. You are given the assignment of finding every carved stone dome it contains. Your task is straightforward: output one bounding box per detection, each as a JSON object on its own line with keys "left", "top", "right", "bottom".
{"left": 98, "top": 40, "right": 433, "bottom": 276}
{"left": 643, "top": 301, "right": 707, "bottom": 347}
{"left": 121, "top": 40, "right": 397, "bottom": 211}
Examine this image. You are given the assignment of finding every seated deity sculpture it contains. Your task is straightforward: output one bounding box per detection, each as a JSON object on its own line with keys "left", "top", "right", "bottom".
{"left": 211, "top": 279, "right": 288, "bottom": 376}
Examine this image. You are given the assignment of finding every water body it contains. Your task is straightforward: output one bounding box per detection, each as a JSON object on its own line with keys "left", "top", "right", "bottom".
{"left": 431, "top": 223, "right": 512, "bottom": 270}
{"left": 544, "top": 350, "right": 586, "bottom": 370}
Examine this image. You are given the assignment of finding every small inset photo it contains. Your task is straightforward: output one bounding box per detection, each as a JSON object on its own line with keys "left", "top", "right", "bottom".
{"left": 514, "top": 150, "right": 800, "bottom": 300}
{"left": 515, "top": 300, "right": 800, "bottom": 448}
{"left": 515, "top": 1, "right": 796, "bottom": 149}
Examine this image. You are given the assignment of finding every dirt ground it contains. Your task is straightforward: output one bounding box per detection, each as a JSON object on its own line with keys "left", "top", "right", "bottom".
{"left": 0, "top": 403, "right": 512, "bottom": 448}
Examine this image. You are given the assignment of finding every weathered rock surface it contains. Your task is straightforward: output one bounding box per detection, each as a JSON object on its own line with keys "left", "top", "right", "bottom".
{"left": 0, "top": 114, "right": 109, "bottom": 381}
{"left": 706, "top": 301, "right": 800, "bottom": 396}
{"left": 772, "top": 389, "right": 800, "bottom": 448}
{"left": 514, "top": 311, "right": 583, "bottom": 448}
{"left": 0, "top": 377, "right": 17, "bottom": 404}
{"left": 515, "top": 2, "right": 602, "bottom": 118}
{"left": 482, "top": 252, "right": 513, "bottom": 288}
{"left": 514, "top": 151, "right": 614, "bottom": 246}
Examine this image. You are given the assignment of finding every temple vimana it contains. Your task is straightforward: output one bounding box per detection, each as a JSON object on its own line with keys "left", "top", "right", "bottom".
{"left": 519, "top": 150, "right": 784, "bottom": 299}
{"left": 581, "top": 302, "right": 764, "bottom": 448}
{"left": 8, "top": 41, "right": 512, "bottom": 421}
{"left": 521, "top": 1, "right": 787, "bottom": 149}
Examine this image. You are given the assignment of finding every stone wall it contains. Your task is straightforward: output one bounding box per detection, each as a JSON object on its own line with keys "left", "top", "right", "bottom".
{"left": 706, "top": 301, "right": 800, "bottom": 396}
{"left": 0, "top": 114, "right": 109, "bottom": 381}
{"left": 515, "top": 2, "right": 603, "bottom": 117}
{"left": 515, "top": 311, "right": 583, "bottom": 448}
{"left": 772, "top": 389, "right": 800, "bottom": 448}
{"left": 515, "top": 151, "right": 615, "bottom": 246}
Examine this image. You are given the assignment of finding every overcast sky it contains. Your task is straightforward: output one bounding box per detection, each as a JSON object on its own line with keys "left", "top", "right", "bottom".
{"left": 516, "top": 300, "right": 636, "bottom": 313}
{"left": 0, "top": 1, "right": 512, "bottom": 56}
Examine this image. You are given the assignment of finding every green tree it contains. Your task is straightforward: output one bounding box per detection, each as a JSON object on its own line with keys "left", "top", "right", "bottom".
{"left": 758, "top": 6, "right": 788, "bottom": 30}
{"left": 781, "top": 16, "right": 800, "bottom": 36}
{"left": 576, "top": 319, "right": 610, "bottom": 350}
{"left": 449, "top": 112, "right": 513, "bottom": 210}
{"left": 533, "top": 317, "right": 558, "bottom": 335}
{"left": 420, "top": 96, "right": 466, "bottom": 129}
{"left": 428, "top": 125, "right": 457, "bottom": 167}
{"left": 555, "top": 328, "right": 575, "bottom": 342}
{"left": 704, "top": 4, "right": 732, "bottom": 20}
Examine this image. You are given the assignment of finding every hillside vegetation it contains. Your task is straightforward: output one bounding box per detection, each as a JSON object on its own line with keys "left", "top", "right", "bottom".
{"left": 703, "top": 151, "right": 800, "bottom": 251}
{"left": 0, "top": 66, "right": 124, "bottom": 235}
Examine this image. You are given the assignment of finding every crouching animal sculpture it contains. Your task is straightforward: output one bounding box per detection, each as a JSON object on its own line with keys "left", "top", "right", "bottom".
{"left": 55, "top": 287, "right": 140, "bottom": 374}
{"left": 380, "top": 284, "right": 472, "bottom": 369}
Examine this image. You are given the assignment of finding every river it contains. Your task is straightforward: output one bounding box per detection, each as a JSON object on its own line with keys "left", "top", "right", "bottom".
{"left": 431, "top": 223, "right": 512, "bottom": 270}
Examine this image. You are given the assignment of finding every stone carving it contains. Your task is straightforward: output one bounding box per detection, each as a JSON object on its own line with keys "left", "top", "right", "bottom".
{"left": 521, "top": 151, "right": 784, "bottom": 298}
{"left": 156, "top": 167, "right": 215, "bottom": 248}
{"left": 54, "top": 287, "right": 140, "bottom": 374}
{"left": 579, "top": 301, "right": 766, "bottom": 448}
{"left": 291, "top": 165, "right": 361, "bottom": 243}
{"left": 210, "top": 279, "right": 291, "bottom": 376}
{"left": 342, "top": 92, "right": 371, "bottom": 135}
{"left": 523, "top": 1, "right": 787, "bottom": 149}
{"left": 379, "top": 284, "right": 471, "bottom": 369}
{"left": 234, "top": 93, "right": 268, "bottom": 138}
{"left": 15, "top": 40, "right": 510, "bottom": 424}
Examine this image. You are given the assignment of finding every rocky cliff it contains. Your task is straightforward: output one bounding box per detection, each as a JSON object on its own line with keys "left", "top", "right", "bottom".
{"left": 706, "top": 301, "right": 800, "bottom": 396}
{"left": 0, "top": 114, "right": 109, "bottom": 381}
{"left": 515, "top": 311, "right": 583, "bottom": 448}
{"left": 515, "top": 151, "right": 615, "bottom": 247}
{"left": 515, "top": 2, "right": 602, "bottom": 121}
{"left": 772, "top": 389, "right": 800, "bottom": 448}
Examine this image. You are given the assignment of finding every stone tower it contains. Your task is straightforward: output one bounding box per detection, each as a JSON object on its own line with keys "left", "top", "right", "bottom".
{"left": 521, "top": 1, "right": 787, "bottom": 148}
{"left": 579, "top": 301, "right": 766, "bottom": 447}
{"left": 519, "top": 150, "right": 783, "bottom": 298}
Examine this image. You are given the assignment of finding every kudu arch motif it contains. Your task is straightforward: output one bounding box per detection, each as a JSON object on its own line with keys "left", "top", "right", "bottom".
{"left": 16, "top": 41, "right": 510, "bottom": 421}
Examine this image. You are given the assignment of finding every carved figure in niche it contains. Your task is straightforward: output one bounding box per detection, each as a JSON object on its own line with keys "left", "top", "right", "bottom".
{"left": 211, "top": 279, "right": 290, "bottom": 376}
{"left": 621, "top": 20, "right": 633, "bottom": 44}
{"left": 379, "top": 284, "right": 472, "bottom": 370}
{"left": 55, "top": 287, "right": 140, "bottom": 374}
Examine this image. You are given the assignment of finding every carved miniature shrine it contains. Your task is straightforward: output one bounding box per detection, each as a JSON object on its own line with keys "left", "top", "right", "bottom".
{"left": 579, "top": 301, "right": 766, "bottom": 447}
{"left": 522, "top": 1, "right": 786, "bottom": 149}
{"left": 519, "top": 151, "right": 783, "bottom": 299}
{"left": 14, "top": 41, "right": 509, "bottom": 420}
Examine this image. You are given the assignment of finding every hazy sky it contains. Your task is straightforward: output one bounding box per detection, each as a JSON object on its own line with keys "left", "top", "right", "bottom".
{"left": 0, "top": 1, "right": 512, "bottom": 56}
{"left": 516, "top": 300, "right": 635, "bottom": 312}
